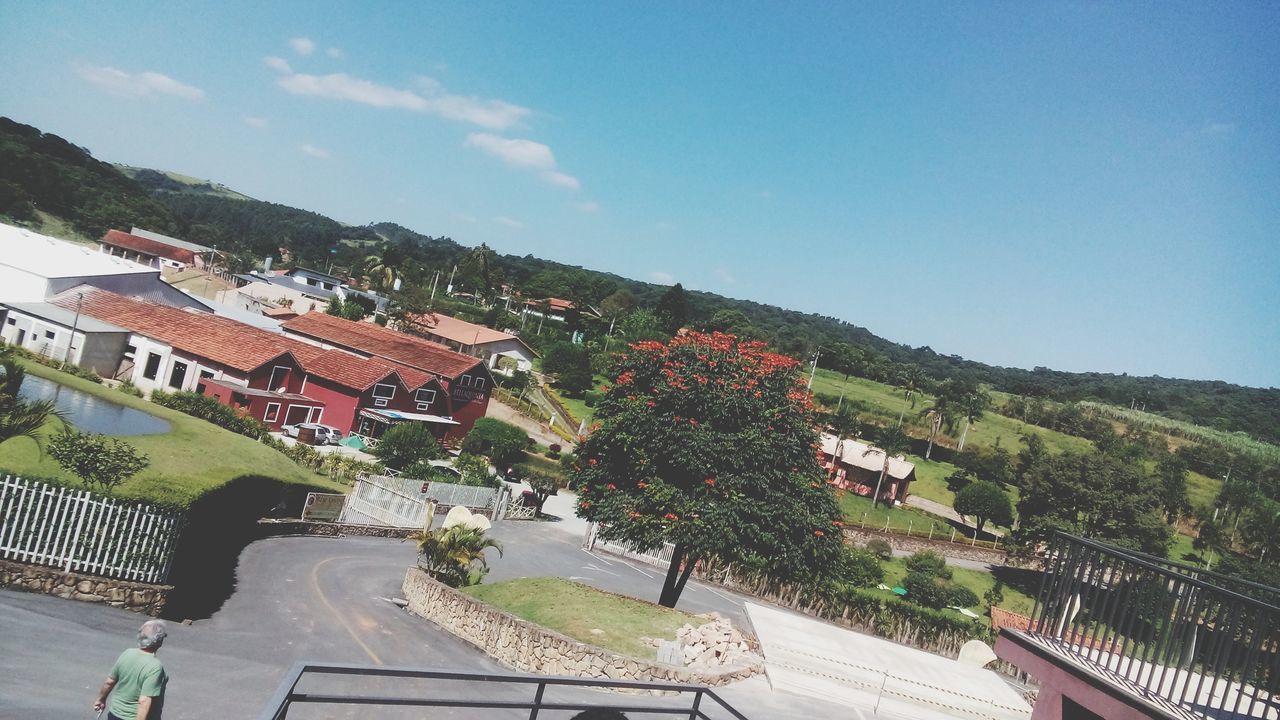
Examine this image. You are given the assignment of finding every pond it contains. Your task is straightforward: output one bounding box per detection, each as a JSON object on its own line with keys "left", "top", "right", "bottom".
{"left": 20, "top": 374, "right": 172, "bottom": 436}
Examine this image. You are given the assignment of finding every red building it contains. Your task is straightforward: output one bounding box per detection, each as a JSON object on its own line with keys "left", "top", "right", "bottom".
{"left": 281, "top": 313, "right": 493, "bottom": 443}
{"left": 199, "top": 378, "right": 325, "bottom": 430}
{"left": 819, "top": 433, "right": 916, "bottom": 505}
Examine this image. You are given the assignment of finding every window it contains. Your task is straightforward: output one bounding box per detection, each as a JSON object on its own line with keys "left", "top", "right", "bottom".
{"left": 269, "top": 365, "right": 290, "bottom": 390}
{"left": 44, "top": 330, "right": 55, "bottom": 340}
{"left": 125, "top": 344, "right": 137, "bottom": 356}
{"left": 372, "top": 383, "right": 396, "bottom": 399}
{"left": 308, "top": 407, "right": 323, "bottom": 423}
{"left": 168, "top": 360, "right": 188, "bottom": 389}
{"left": 264, "top": 402, "right": 281, "bottom": 423}
{"left": 473, "top": 377, "right": 486, "bottom": 390}
{"left": 415, "top": 388, "right": 437, "bottom": 404}
{"left": 460, "top": 374, "right": 472, "bottom": 387}
{"left": 5, "top": 318, "right": 14, "bottom": 326}
{"left": 143, "top": 353, "right": 162, "bottom": 380}
{"left": 200, "top": 370, "right": 214, "bottom": 380}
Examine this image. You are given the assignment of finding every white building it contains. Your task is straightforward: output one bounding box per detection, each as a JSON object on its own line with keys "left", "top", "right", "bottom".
{"left": 0, "top": 223, "right": 207, "bottom": 310}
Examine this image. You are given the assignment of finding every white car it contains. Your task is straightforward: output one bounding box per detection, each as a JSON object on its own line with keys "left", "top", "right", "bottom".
{"left": 282, "top": 423, "right": 343, "bottom": 445}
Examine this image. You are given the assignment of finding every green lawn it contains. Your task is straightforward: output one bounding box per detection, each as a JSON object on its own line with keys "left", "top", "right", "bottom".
{"left": 810, "top": 368, "right": 1094, "bottom": 456}
{"left": 463, "top": 577, "right": 707, "bottom": 660}
{"left": 1, "top": 361, "right": 341, "bottom": 506}
{"left": 878, "top": 556, "right": 1037, "bottom": 622}
{"left": 838, "top": 491, "right": 941, "bottom": 532}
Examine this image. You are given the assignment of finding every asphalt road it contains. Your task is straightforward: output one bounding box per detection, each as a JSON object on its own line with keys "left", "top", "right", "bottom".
{"left": 0, "top": 521, "right": 873, "bottom": 719}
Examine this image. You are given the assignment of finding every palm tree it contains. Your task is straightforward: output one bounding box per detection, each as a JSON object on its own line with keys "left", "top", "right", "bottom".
{"left": 0, "top": 351, "right": 62, "bottom": 448}
{"left": 955, "top": 387, "right": 991, "bottom": 452}
{"left": 407, "top": 524, "right": 503, "bottom": 587}
{"left": 921, "top": 394, "right": 950, "bottom": 460}
{"left": 895, "top": 366, "right": 929, "bottom": 427}
{"left": 826, "top": 407, "right": 861, "bottom": 484}
{"left": 362, "top": 255, "right": 399, "bottom": 291}
{"left": 865, "top": 424, "right": 912, "bottom": 508}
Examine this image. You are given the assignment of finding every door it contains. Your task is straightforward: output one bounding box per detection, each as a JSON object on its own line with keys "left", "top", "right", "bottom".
{"left": 15, "top": 329, "right": 25, "bottom": 346}
{"left": 284, "top": 404, "right": 311, "bottom": 427}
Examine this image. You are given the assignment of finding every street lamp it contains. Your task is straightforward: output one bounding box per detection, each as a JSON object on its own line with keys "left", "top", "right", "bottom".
{"left": 61, "top": 291, "right": 84, "bottom": 367}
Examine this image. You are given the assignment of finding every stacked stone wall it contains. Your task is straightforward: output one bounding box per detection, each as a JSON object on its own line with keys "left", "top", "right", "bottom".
{"left": 401, "top": 567, "right": 761, "bottom": 686}
{"left": 0, "top": 558, "right": 169, "bottom": 615}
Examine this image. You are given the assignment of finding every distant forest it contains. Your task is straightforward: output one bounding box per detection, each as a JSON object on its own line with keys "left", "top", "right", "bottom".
{"left": 2, "top": 116, "right": 1277, "bottom": 443}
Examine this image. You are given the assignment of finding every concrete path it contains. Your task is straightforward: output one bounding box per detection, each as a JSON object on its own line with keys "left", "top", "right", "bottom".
{"left": 904, "top": 494, "right": 1005, "bottom": 537}
{"left": 487, "top": 398, "right": 575, "bottom": 449}
{"left": 747, "top": 602, "right": 1031, "bottom": 720}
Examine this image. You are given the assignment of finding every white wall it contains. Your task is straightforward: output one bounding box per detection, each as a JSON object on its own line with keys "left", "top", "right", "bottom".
{"left": 483, "top": 338, "right": 535, "bottom": 373}
{"left": 0, "top": 265, "right": 52, "bottom": 303}
{"left": 1, "top": 310, "right": 82, "bottom": 363}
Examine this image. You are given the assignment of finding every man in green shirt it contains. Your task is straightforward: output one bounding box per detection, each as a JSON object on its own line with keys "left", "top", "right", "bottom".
{"left": 93, "top": 620, "right": 169, "bottom": 720}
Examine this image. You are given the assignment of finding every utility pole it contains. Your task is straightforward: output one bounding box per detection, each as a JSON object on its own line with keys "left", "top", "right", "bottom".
{"left": 429, "top": 270, "right": 440, "bottom": 301}
{"left": 61, "top": 292, "right": 84, "bottom": 367}
{"left": 446, "top": 265, "right": 457, "bottom": 295}
{"left": 807, "top": 346, "right": 822, "bottom": 390}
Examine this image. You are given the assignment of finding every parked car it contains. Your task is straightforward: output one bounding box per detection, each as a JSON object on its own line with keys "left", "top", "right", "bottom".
{"left": 282, "top": 423, "right": 343, "bottom": 445}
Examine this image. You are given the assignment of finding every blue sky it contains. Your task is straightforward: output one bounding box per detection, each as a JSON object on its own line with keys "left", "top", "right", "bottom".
{"left": 1, "top": 2, "right": 1277, "bottom": 388}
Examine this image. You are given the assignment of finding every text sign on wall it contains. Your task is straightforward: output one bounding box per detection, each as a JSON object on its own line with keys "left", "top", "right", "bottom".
{"left": 302, "top": 492, "right": 346, "bottom": 522}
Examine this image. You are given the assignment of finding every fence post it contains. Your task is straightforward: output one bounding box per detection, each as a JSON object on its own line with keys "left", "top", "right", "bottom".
{"left": 861, "top": 512, "right": 867, "bottom": 529}
{"left": 928, "top": 523, "right": 934, "bottom": 540}
{"left": 950, "top": 528, "right": 956, "bottom": 543}
{"left": 907, "top": 520, "right": 912, "bottom": 538}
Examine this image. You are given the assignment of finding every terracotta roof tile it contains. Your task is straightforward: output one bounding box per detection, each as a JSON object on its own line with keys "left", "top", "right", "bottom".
{"left": 101, "top": 229, "right": 197, "bottom": 265}
{"left": 302, "top": 350, "right": 401, "bottom": 391}
{"left": 50, "top": 287, "right": 300, "bottom": 373}
{"left": 282, "top": 312, "right": 484, "bottom": 379}
{"left": 404, "top": 312, "right": 537, "bottom": 357}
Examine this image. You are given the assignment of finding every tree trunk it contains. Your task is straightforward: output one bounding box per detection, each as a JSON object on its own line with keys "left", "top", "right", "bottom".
{"left": 658, "top": 542, "right": 687, "bottom": 607}
{"left": 872, "top": 463, "right": 889, "bottom": 509}
{"left": 957, "top": 419, "right": 971, "bottom": 452}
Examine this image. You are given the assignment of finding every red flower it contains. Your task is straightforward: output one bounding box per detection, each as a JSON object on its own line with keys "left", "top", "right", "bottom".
{"left": 704, "top": 478, "right": 716, "bottom": 487}
{"left": 607, "top": 483, "right": 618, "bottom": 491}
{"left": 638, "top": 481, "right": 649, "bottom": 489}
{"left": 580, "top": 500, "right": 591, "bottom": 509}
{"left": 588, "top": 458, "right": 598, "bottom": 466}
{"left": 814, "top": 530, "right": 825, "bottom": 537}
{"left": 663, "top": 512, "right": 679, "bottom": 520}
{"left": 834, "top": 521, "right": 845, "bottom": 527}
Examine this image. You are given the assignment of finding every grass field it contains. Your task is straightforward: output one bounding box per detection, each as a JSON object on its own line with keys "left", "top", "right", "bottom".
{"left": 463, "top": 577, "right": 707, "bottom": 659}
{"left": 810, "top": 368, "right": 1093, "bottom": 456}
{"left": 878, "top": 556, "right": 1038, "bottom": 622}
{"left": 838, "top": 491, "right": 942, "bottom": 532}
{"left": 0, "top": 361, "right": 340, "bottom": 506}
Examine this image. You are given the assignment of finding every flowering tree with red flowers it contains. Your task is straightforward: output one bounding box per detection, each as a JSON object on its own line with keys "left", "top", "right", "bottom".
{"left": 571, "top": 332, "right": 846, "bottom": 608}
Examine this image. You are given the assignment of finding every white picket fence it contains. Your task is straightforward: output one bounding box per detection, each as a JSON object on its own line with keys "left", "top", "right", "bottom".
{"left": 0, "top": 475, "right": 184, "bottom": 584}
{"left": 338, "top": 474, "right": 507, "bottom": 529}
{"left": 582, "top": 522, "right": 676, "bottom": 569}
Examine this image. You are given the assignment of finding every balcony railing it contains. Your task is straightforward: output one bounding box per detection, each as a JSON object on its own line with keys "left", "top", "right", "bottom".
{"left": 1026, "top": 532, "right": 1280, "bottom": 719}
{"left": 260, "top": 662, "right": 751, "bottom": 719}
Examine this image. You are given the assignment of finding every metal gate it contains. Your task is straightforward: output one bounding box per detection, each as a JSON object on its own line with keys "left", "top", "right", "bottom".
{"left": 338, "top": 474, "right": 507, "bottom": 528}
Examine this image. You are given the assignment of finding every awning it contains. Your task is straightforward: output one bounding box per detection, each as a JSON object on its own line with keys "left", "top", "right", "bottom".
{"left": 358, "top": 408, "right": 460, "bottom": 425}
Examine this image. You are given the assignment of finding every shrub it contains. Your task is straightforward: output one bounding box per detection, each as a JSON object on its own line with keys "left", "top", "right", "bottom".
{"left": 117, "top": 380, "right": 143, "bottom": 397}
{"left": 372, "top": 422, "right": 446, "bottom": 470}
{"left": 983, "top": 580, "right": 1005, "bottom": 608}
{"left": 947, "top": 584, "right": 980, "bottom": 609}
{"left": 459, "top": 417, "right": 528, "bottom": 469}
{"left": 864, "top": 538, "right": 893, "bottom": 561}
{"left": 47, "top": 428, "right": 149, "bottom": 493}
{"left": 953, "top": 480, "right": 1014, "bottom": 534}
{"left": 151, "top": 390, "right": 268, "bottom": 439}
{"left": 835, "top": 545, "right": 884, "bottom": 588}
{"left": 583, "top": 390, "right": 603, "bottom": 407}
{"left": 525, "top": 469, "right": 559, "bottom": 516}
{"left": 904, "top": 550, "right": 951, "bottom": 580}
{"left": 454, "top": 453, "right": 498, "bottom": 488}
{"left": 902, "top": 571, "right": 951, "bottom": 609}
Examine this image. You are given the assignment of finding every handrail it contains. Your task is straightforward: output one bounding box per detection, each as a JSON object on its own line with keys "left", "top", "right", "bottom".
{"left": 261, "top": 662, "right": 750, "bottom": 720}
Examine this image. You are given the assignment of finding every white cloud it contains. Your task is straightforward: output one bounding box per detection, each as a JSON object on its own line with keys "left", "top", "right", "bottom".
{"left": 454, "top": 212, "right": 477, "bottom": 224}
{"left": 244, "top": 116, "right": 269, "bottom": 128}
{"left": 264, "top": 56, "right": 293, "bottom": 73}
{"left": 542, "top": 170, "right": 581, "bottom": 190}
{"left": 1203, "top": 121, "right": 1236, "bottom": 135}
{"left": 494, "top": 216, "right": 525, "bottom": 229}
{"left": 574, "top": 201, "right": 600, "bottom": 213}
{"left": 268, "top": 65, "right": 529, "bottom": 130}
{"left": 466, "top": 133, "right": 555, "bottom": 169}
{"left": 648, "top": 271, "right": 675, "bottom": 285}
{"left": 466, "top": 133, "right": 581, "bottom": 190}
{"left": 76, "top": 64, "right": 205, "bottom": 100}
{"left": 299, "top": 143, "right": 330, "bottom": 158}
{"left": 714, "top": 268, "right": 736, "bottom": 284}
{"left": 290, "top": 37, "right": 316, "bottom": 56}
{"left": 326, "top": 47, "right": 344, "bottom": 60}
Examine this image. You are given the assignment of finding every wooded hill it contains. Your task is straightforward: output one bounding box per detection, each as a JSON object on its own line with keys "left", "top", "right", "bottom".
{"left": 2, "top": 116, "right": 1276, "bottom": 443}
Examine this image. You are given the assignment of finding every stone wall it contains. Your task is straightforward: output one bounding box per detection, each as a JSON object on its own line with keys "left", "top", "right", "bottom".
{"left": 257, "top": 519, "right": 417, "bottom": 539}
{"left": 401, "top": 567, "right": 761, "bottom": 686}
{"left": 843, "top": 526, "right": 1015, "bottom": 566}
{"left": 0, "top": 558, "right": 170, "bottom": 616}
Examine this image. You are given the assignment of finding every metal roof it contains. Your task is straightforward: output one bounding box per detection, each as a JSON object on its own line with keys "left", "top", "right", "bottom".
{"left": 1, "top": 301, "right": 130, "bottom": 334}
{"left": 0, "top": 223, "right": 158, "bottom": 279}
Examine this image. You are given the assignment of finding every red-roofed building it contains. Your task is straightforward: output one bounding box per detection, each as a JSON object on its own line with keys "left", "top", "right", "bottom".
{"left": 403, "top": 312, "right": 538, "bottom": 374}
{"left": 281, "top": 313, "right": 492, "bottom": 441}
{"left": 99, "top": 230, "right": 203, "bottom": 272}
{"left": 522, "top": 297, "right": 575, "bottom": 321}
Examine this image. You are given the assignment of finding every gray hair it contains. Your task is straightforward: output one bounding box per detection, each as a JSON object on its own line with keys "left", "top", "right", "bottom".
{"left": 137, "top": 620, "right": 167, "bottom": 650}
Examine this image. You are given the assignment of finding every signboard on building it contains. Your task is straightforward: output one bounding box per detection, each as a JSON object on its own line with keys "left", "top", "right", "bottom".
{"left": 302, "top": 492, "right": 346, "bottom": 522}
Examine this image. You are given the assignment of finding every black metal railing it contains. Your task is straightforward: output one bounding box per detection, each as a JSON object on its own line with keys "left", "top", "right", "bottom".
{"left": 260, "top": 662, "right": 752, "bottom": 720}
{"left": 1027, "top": 532, "right": 1280, "bottom": 719}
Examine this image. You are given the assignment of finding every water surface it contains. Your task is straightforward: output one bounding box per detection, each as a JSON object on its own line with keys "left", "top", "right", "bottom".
{"left": 20, "top": 374, "right": 171, "bottom": 436}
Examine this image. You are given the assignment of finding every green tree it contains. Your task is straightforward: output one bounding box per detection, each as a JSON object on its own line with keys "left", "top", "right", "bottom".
{"left": 571, "top": 331, "right": 845, "bottom": 608}
{"left": 653, "top": 283, "right": 690, "bottom": 335}
{"left": 362, "top": 254, "right": 400, "bottom": 291}
{"left": 1017, "top": 432, "right": 1047, "bottom": 484}
{"left": 1015, "top": 449, "right": 1170, "bottom": 555}
{"left": 407, "top": 524, "right": 503, "bottom": 587}
{"left": 542, "top": 342, "right": 593, "bottom": 396}
{"left": 865, "top": 424, "right": 911, "bottom": 508}
{"left": 954, "top": 386, "right": 991, "bottom": 452}
{"left": 525, "top": 469, "right": 560, "bottom": 517}
{"left": 457, "top": 243, "right": 502, "bottom": 303}
{"left": 326, "top": 296, "right": 366, "bottom": 321}
{"left": 454, "top": 452, "right": 498, "bottom": 487}
{"left": 1155, "top": 453, "right": 1191, "bottom": 524}
{"left": 47, "top": 428, "right": 149, "bottom": 493}
{"left": 460, "top": 417, "right": 529, "bottom": 469}
{"left": 0, "top": 352, "right": 62, "bottom": 448}
{"left": 894, "top": 366, "right": 930, "bottom": 427}
{"left": 372, "top": 422, "right": 446, "bottom": 470}
{"left": 619, "top": 309, "right": 665, "bottom": 342}
{"left": 1240, "top": 498, "right": 1280, "bottom": 563}
{"left": 953, "top": 481, "right": 1014, "bottom": 534}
